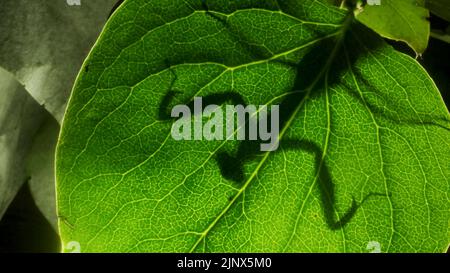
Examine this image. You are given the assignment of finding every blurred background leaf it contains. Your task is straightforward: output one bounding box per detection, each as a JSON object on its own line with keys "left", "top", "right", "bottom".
{"left": 26, "top": 116, "right": 60, "bottom": 231}
{"left": 0, "top": 0, "right": 118, "bottom": 121}
{"left": 0, "top": 68, "right": 47, "bottom": 220}
{"left": 426, "top": 0, "right": 450, "bottom": 22}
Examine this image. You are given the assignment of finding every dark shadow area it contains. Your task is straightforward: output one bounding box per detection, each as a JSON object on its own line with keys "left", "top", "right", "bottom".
{"left": 421, "top": 38, "right": 450, "bottom": 110}
{"left": 0, "top": 181, "right": 60, "bottom": 253}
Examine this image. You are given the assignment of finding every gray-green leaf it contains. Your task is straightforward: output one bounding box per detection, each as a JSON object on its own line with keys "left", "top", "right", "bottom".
{"left": 0, "top": 0, "right": 118, "bottom": 121}
{"left": 0, "top": 68, "right": 48, "bottom": 219}
{"left": 26, "top": 116, "right": 60, "bottom": 231}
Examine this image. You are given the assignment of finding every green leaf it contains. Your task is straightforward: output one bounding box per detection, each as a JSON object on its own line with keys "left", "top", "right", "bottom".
{"left": 0, "top": 0, "right": 118, "bottom": 121}
{"left": 426, "top": 0, "right": 450, "bottom": 22}
{"left": 355, "top": 0, "right": 430, "bottom": 54}
{"left": 57, "top": 0, "right": 450, "bottom": 253}
{"left": 0, "top": 68, "right": 48, "bottom": 219}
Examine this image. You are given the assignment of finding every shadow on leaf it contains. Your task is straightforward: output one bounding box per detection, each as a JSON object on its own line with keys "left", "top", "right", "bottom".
{"left": 156, "top": 4, "right": 391, "bottom": 231}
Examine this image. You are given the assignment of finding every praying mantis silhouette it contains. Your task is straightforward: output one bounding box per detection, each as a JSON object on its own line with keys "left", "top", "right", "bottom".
{"left": 157, "top": 0, "right": 389, "bottom": 231}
